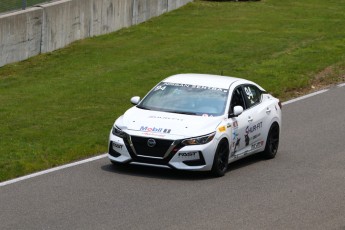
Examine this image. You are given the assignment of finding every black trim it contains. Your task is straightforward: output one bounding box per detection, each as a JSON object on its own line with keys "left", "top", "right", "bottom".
{"left": 130, "top": 136, "right": 173, "bottom": 158}
{"left": 109, "top": 141, "right": 121, "bottom": 157}
{"left": 116, "top": 135, "right": 208, "bottom": 168}
{"left": 182, "top": 151, "right": 206, "bottom": 166}
{"left": 123, "top": 137, "right": 184, "bottom": 166}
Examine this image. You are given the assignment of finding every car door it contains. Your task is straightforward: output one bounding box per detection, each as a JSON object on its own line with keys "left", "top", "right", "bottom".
{"left": 228, "top": 86, "right": 248, "bottom": 158}
{"left": 241, "top": 84, "right": 267, "bottom": 152}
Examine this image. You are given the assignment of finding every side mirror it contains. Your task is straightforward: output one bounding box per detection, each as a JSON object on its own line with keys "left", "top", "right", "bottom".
{"left": 229, "top": 106, "right": 243, "bottom": 118}
{"left": 233, "top": 106, "right": 243, "bottom": 116}
{"left": 130, "top": 96, "right": 140, "bottom": 105}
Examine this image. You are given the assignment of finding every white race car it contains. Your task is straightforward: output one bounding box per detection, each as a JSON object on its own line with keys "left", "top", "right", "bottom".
{"left": 108, "top": 74, "right": 282, "bottom": 176}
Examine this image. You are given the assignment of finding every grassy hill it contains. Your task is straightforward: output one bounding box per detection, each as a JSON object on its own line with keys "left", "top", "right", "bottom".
{"left": 0, "top": 0, "right": 48, "bottom": 13}
{"left": 1, "top": 0, "right": 345, "bottom": 181}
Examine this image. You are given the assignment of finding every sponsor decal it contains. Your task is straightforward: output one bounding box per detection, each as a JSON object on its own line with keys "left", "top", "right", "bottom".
{"left": 245, "top": 122, "right": 263, "bottom": 134}
{"left": 141, "top": 132, "right": 165, "bottom": 138}
{"left": 140, "top": 126, "right": 171, "bottom": 134}
{"left": 112, "top": 143, "right": 123, "bottom": 150}
{"left": 251, "top": 133, "right": 261, "bottom": 140}
{"left": 231, "top": 138, "right": 241, "bottom": 156}
{"left": 251, "top": 141, "right": 264, "bottom": 150}
{"left": 218, "top": 126, "right": 226, "bottom": 132}
{"left": 178, "top": 152, "right": 198, "bottom": 157}
{"left": 148, "top": 115, "right": 183, "bottom": 121}
{"left": 231, "top": 125, "right": 241, "bottom": 156}
{"left": 245, "top": 134, "right": 250, "bottom": 146}
{"left": 232, "top": 130, "right": 239, "bottom": 140}
{"left": 178, "top": 152, "right": 200, "bottom": 160}
{"left": 245, "top": 122, "right": 263, "bottom": 146}
{"left": 161, "top": 82, "right": 227, "bottom": 92}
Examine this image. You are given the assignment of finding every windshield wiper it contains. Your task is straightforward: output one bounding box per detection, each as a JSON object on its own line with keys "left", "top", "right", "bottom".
{"left": 136, "top": 105, "right": 151, "bottom": 110}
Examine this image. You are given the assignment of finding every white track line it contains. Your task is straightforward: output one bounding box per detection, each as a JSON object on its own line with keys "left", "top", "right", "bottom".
{"left": 283, "top": 82, "right": 345, "bottom": 105}
{"left": 282, "top": 89, "right": 329, "bottom": 105}
{"left": 0, "top": 154, "right": 107, "bottom": 187}
{"left": 1, "top": 83, "right": 345, "bottom": 187}
{"left": 337, "top": 82, "right": 345, "bottom": 88}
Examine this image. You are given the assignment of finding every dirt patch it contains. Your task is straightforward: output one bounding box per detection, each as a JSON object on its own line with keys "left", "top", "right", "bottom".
{"left": 282, "top": 65, "right": 345, "bottom": 101}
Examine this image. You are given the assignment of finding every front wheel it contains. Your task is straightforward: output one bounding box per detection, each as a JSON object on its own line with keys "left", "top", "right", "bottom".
{"left": 262, "top": 123, "right": 280, "bottom": 159}
{"left": 211, "top": 140, "right": 229, "bottom": 177}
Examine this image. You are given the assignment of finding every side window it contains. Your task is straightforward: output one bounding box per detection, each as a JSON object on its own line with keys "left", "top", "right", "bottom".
{"left": 242, "top": 85, "right": 262, "bottom": 108}
{"left": 230, "top": 87, "right": 246, "bottom": 113}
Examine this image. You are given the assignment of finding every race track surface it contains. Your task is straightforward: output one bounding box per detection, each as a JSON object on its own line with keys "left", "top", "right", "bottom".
{"left": 1, "top": 85, "right": 345, "bottom": 230}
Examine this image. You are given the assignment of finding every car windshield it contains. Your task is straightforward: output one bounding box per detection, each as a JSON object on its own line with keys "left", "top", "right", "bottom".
{"left": 137, "top": 82, "right": 228, "bottom": 116}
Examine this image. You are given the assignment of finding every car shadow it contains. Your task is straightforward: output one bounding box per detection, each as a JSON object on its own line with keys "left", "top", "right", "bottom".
{"left": 230, "top": 153, "right": 266, "bottom": 171}
{"left": 101, "top": 163, "right": 211, "bottom": 180}
{"left": 101, "top": 153, "right": 265, "bottom": 180}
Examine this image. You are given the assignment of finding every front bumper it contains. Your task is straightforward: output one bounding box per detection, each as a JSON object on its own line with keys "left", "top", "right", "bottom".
{"left": 108, "top": 131, "right": 217, "bottom": 171}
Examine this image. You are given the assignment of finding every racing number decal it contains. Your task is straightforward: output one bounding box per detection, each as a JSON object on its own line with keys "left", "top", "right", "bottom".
{"left": 244, "top": 86, "right": 253, "bottom": 100}
{"left": 155, "top": 85, "right": 166, "bottom": 91}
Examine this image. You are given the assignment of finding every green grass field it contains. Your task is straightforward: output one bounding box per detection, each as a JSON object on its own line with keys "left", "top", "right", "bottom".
{"left": 0, "top": 0, "right": 48, "bottom": 13}
{"left": 1, "top": 0, "right": 345, "bottom": 182}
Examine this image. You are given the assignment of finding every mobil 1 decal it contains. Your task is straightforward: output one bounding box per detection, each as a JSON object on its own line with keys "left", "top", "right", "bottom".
{"left": 140, "top": 126, "right": 171, "bottom": 133}
{"left": 244, "top": 121, "right": 262, "bottom": 146}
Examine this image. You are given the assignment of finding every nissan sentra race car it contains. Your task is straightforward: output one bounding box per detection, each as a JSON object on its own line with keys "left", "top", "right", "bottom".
{"left": 108, "top": 73, "right": 282, "bottom": 176}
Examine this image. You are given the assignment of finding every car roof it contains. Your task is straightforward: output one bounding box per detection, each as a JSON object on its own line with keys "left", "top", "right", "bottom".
{"left": 163, "top": 73, "right": 242, "bottom": 89}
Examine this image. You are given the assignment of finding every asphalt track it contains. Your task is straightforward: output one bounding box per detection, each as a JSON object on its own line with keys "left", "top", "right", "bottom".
{"left": 1, "top": 84, "right": 345, "bottom": 230}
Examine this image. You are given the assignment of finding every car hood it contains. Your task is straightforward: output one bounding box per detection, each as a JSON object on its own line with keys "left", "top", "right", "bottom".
{"left": 116, "top": 107, "right": 224, "bottom": 138}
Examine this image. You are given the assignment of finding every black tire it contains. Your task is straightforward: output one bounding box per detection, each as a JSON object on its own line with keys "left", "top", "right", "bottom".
{"left": 262, "top": 123, "right": 280, "bottom": 159}
{"left": 211, "top": 140, "right": 230, "bottom": 177}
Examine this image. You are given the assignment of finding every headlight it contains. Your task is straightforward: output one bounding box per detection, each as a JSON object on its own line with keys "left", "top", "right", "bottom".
{"left": 112, "top": 126, "right": 126, "bottom": 138}
{"left": 182, "top": 132, "right": 216, "bottom": 146}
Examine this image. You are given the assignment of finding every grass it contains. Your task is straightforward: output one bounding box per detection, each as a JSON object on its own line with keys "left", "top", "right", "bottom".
{"left": 0, "top": 0, "right": 49, "bottom": 13}
{"left": 1, "top": 0, "right": 345, "bottom": 182}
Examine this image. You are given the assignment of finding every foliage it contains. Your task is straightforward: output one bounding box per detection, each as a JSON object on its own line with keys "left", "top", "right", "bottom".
{"left": 0, "top": 0, "right": 49, "bottom": 13}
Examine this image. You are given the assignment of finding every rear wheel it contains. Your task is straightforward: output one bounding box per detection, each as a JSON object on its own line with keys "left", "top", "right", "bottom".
{"left": 211, "top": 140, "right": 229, "bottom": 177}
{"left": 262, "top": 123, "right": 280, "bottom": 159}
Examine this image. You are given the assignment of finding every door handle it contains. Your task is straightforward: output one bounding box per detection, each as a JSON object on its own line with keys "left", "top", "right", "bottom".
{"left": 266, "top": 107, "right": 271, "bottom": 114}
{"left": 248, "top": 116, "right": 253, "bottom": 122}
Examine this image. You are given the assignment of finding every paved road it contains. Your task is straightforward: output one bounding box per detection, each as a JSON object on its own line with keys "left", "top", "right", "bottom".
{"left": 1, "top": 85, "right": 345, "bottom": 230}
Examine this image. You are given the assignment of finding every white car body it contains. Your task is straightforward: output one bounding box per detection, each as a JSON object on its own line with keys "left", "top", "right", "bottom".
{"left": 108, "top": 74, "right": 282, "bottom": 176}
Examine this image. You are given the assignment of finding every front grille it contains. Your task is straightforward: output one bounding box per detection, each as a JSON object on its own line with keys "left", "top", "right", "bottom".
{"left": 130, "top": 136, "right": 174, "bottom": 158}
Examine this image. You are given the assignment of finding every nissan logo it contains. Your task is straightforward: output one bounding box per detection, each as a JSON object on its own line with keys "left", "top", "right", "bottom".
{"left": 147, "top": 139, "right": 156, "bottom": 148}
